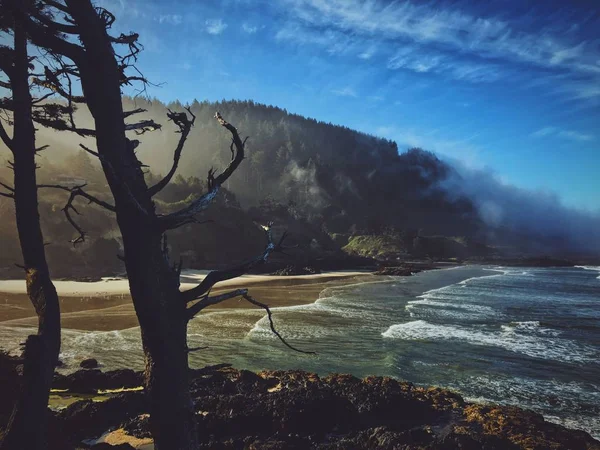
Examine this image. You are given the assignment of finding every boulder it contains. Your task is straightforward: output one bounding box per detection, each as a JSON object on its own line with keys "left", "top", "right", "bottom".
{"left": 80, "top": 358, "right": 99, "bottom": 369}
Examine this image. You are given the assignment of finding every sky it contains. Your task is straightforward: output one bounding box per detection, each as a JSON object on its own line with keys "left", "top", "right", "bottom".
{"left": 97, "top": 0, "right": 600, "bottom": 211}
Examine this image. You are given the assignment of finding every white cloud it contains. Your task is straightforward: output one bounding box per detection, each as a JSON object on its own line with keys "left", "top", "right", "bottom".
{"left": 387, "top": 45, "right": 504, "bottom": 83}
{"left": 531, "top": 126, "right": 594, "bottom": 142}
{"left": 531, "top": 127, "right": 558, "bottom": 138}
{"left": 242, "top": 23, "right": 259, "bottom": 34}
{"left": 275, "top": 0, "right": 600, "bottom": 101}
{"left": 358, "top": 45, "right": 376, "bottom": 60}
{"left": 157, "top": 14, "right": 182, "bottom": 25}
{"left": 280, "top": 0, "right": 600, "bottom": 75}
{"left": 275, "top": 23, "right": 353, "bottom": 54}
{"left": 206, "top": 19, "right": 228, "bottom": 35}
{"left": 332, "top": 86, "right": 358, "bottom": 97}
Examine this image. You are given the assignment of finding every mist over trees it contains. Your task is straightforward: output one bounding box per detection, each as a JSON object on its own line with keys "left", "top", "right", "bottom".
{"left": 1, "top": 96, "right": 598, "bottom": 281}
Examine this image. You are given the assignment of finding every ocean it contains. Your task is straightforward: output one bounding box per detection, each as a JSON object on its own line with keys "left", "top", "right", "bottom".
{"left": 1, "top": 265, "right": 598, "bottom": 438}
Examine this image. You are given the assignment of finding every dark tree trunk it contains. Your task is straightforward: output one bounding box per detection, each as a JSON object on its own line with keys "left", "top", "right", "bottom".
{"left": 0, "top": 19, "right": 61, "bottom": 450}
{"left": 62, "top": 2, "right": 199, "bottom": 448}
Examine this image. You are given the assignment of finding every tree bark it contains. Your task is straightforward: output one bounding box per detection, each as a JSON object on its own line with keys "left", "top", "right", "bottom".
{"left": 62, "top": 2, "right": 199, "bottom": 448}
{"left": 0, "top": 18, "right": 61, "bottom": 450}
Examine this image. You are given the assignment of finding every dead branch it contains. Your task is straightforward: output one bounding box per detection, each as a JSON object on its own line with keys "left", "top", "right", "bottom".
{"left": 242, "top": 293, "right": 316, "bottom": 354}
{"left": 37, "top": 184, "right": 116, "bottom": 245}
{"left": 158, "top": 112, "right": 247, "bottom": 230}
{"left": 123, "top": 108, "right": 147, "bottom": 118}
{"left": 78, "top": 143, "right": 149, "bottom": 217}
{"left": 125, "top": 119, "right": 162, "bottom": 134}
{"left": 181, "top": 223, "right": 294, "bottom": 303}
{"left": 186, "top": 288, "right": 248, "bottom": 320}
{"left": 0, "top": 120, "right": 13, "bottom": 150}
{"left": 147, "top": 107, "right": 195, "bottom": 197}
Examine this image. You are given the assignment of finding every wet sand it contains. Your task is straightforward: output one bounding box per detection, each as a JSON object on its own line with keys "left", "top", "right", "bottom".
{"left": 0, "top": 272, "right": 372, "bottom": 331}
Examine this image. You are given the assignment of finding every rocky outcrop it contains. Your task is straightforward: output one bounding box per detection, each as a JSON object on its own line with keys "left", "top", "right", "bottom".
{"left": 53, "top": 368, "right": 142, "bottom": 394}
{"left": 3, "top": 361, "right": 598, "bottom": 449}
{"left": 374, "top": 263, "right": 440, "bottom": 276}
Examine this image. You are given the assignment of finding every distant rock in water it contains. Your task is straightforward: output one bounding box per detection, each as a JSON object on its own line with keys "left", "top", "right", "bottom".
{"left": 79, "top": 358, "right": 99, "bottom": 369}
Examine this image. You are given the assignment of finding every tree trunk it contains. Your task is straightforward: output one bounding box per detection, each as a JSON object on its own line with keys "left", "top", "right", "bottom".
{"left": 63, "top": 2, "right": 199, "bottom": 448}
{"left": 0, "top": 19, "right": 61, "bottom": 450}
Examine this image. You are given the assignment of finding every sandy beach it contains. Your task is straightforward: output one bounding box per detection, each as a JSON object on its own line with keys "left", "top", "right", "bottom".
{"left": 0, "top": 271, "right": 372, "bottom": 331}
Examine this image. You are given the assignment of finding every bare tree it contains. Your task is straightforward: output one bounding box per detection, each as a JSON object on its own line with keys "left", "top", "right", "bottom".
{"left": 10, "top": 2, "right": 309, "bottom": 449}
{"left": 0, "top": 7, "right": 61, "bottom": 449}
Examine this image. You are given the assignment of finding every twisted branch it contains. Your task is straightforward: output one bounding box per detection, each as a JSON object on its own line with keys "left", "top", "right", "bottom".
{"left": 38, "top": 184, "right": 116, "bottom": 245}
{"left": 181, "top": 223, "right": 294, "bottom": 303}
{"left": 158, "top": 112, "right": 246, "bottom": 230}
{"left": 186, "top": 288, "right": 314, "bottom": 354}
{"left": 148, "top": 107, "right": 196, "bottom": 197}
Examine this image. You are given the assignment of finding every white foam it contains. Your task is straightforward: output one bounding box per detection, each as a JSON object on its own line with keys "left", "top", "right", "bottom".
{"left": 575, "top": 265, "right": 600, "bottom": 279}
{"left": 382, "top": 320, "right": 597, "bottom": 363}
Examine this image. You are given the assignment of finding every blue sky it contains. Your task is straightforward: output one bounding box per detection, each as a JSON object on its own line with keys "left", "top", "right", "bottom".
{"left": 97, "top": 0, "right": 600, "bottom": 211}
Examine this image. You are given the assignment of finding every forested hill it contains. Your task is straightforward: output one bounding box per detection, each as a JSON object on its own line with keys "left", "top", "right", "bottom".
{"left": 3, "top": 97, "right": 592, "bottom": 278}
{"left": 129, "top": 97, "right": 482, "bottom": 238}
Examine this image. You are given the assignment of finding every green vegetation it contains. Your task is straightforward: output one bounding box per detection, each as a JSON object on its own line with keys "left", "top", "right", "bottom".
{"left": 342, "top": 235, "right": 406, "bottom": 259}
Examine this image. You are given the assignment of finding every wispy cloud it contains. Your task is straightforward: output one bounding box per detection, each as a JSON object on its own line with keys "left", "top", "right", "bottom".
{"left": 205, "top": 19, "right": 228, "bottom": 35}
{"left": 242, "top": 23, "right": 259, "bottom": 34}
{"left": 275, "top": 0, "right": 600, "bottom": 101}
{"left": 531, "top": 126, "right": 594, "bottom": 142}
{"left": 157, "top": 14, "right": 182, "bottom": 25}
{"left": 332, "top": 86, "right": 358, "bottom": 97}
{"left": 358, "top": 45, "right": 376, "bottom": 60}
{"left": 275, "top": 23, "right": 353, "bottom": 55}
{"left": 387, "top": 45, "right": 504, "bottom": 83}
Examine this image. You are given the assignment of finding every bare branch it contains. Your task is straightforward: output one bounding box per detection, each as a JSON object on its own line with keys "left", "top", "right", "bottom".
{"left": 125, "top": 119, "right": 162, "bottom": 134}
{"left": 123, "top": 107, "right": 147, "bottom": 118}
{"left": 181, "top": 223, "right": 292, "bottom": 303}
{"left": 0, "top": 191, "right": 14, "bottom": 199}
{"left": 37, "top": 184, "right": 116, "bottom": 212}
{"left": 186, "top": 346, "right": 208, "bottom": 353}
{"left": 37, "top": 184, "right": 116, "bottom": 245}
{"left": 186, "top": 288, "right": 248, "bottom": 320}
{"left": 242, "top": 293, "right": 315, "bottom": 354}
{"left": 0, "top": 181, "right": 15, "bottom": 192}
{"left": 147, "top": 108, "right": 195, "bottom": 197}
{"left": 0, "top": 120, "right": 13, "bottom": 151}
{"left": 158, "top": 112, "right": 246, "bottom": 230}
{"left": 31, "top": 77, "right": 86, "bottom": 104}
{"left": 78, "top": 143, "right": 149, "bottom": 217}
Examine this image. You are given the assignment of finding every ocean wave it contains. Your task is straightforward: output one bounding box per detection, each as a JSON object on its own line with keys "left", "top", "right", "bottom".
{"left": 460, "top": 375, "right": 600, "bottom": 439}
{"left": 382, "top": 320, "right": 597, "bottom": 363}
{"left": 575, "top": 266, "right": 600, "bottom": 279}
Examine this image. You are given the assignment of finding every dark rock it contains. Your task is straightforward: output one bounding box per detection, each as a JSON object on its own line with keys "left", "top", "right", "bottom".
{"left": 80, "top": 358, "right": 99, "bottom": 369}
{"left": 53, "top": 368, "right": 143, "bottom": 393}
{"left": 36, "top": 366, "right": 600, "bottom": 449}
{"left": 58, "top": 392, "right": 146, "bottom": 441}
{"left": 90, "top": 444, "right": 136, "bottom": 450}
{"left": 374, "top": 263, "right": 439, "bottom": 276}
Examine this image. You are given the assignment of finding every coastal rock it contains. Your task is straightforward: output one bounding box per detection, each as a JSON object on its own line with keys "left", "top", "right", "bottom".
{"left": 33, "top": 366, "right": 600, "bottom": 449}
{"left": 80, "top": 358, "right": 99, "bottom": 369}
{"left": 53, "top": 368, "right": 143, "bottom": 393}
{"left": 58, "top": 392, "right": 146, "bottom": 441}
{"left": 374, "top": 263, "right": 439, "bottom": 276}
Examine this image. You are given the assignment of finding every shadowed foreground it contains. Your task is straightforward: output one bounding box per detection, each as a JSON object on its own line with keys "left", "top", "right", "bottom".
{"left": 2, "top": 353, "right": 598, "bottom": 450}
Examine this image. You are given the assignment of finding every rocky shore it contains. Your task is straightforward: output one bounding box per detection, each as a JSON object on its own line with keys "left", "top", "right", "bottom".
{"left": 2, "top": 353, "right": 599, "bottom": 450}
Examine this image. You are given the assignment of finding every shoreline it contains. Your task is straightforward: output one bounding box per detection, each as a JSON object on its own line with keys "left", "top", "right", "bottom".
{"left": 0, "top": 271, "right": 373, "bottom": 331}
